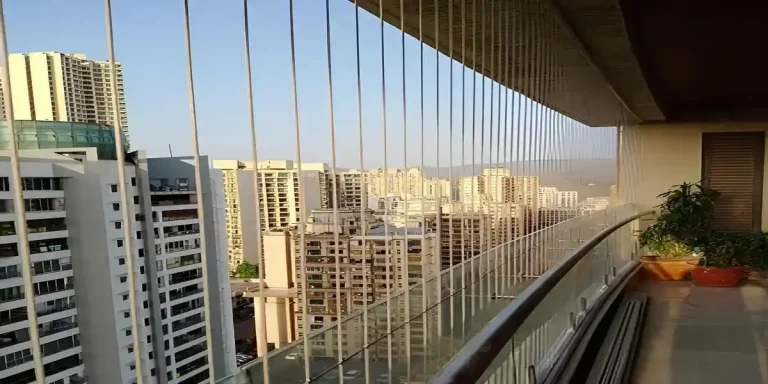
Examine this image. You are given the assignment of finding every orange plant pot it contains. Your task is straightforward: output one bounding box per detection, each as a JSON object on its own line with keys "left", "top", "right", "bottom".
{"left": 691, "top": 266, "right": 744, "bottom": 287}
{"left": 640, "top": 256, "right": 698, "bottom": 281}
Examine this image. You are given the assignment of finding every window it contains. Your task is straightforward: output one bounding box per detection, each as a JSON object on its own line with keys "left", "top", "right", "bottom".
{"left": 142, "top": 283, "right": 147, "bottom": 292}
{"left": 125, "top": 329, "right": 131, "bottom": 336}
{"left": 143, "top": 300, "right": 148, "bottom": 309}
{"left": 0, "top": 177, "right": 9, "bottom": 191}
{"left": 122, "top": 294, "right": 128, "bottom": 301}
{"left": 119, "top": 276, "right": 127, "bottom": 283}
{"left": 149, "top": 351, "right": 154, "bottom": 360}
{"left": 128, "top": 345, "right": 134, "bottom": 353}
{"left": 144, "top": 318, "right": 150, "bottom": 326}
{"left": 131, "top": 177, "right": 137, "bottom": 186}
{"left": 118, "top": 258, "right": 125, "bottom": 266}
{"left": 146, "top": 335, "right": 151, "bottom": 343}
{"left": 124, "top": 311, "right": 130, "bottom": 318}
{"left": 133, "top": 196, "right": 139, "bottom": 204}
{"left": 110, "top": 184, "right": 118, "bottom": 193}
{"left": 114, "top": 221, "right": 122, "bottom": 229}
{"left": 136, "top": 231, "right": 142, "bottom": 240}
{"left": 112, "top": 203, "right": 120, "bottom": 211}
{"left": 116, "top": 239, "right": 124, "bottom": 248}
{"left": 138, "top": 249, "right": 145, "bottom": 258}
{"left": 151, "top": 368, "right": 156, "bottom": 377}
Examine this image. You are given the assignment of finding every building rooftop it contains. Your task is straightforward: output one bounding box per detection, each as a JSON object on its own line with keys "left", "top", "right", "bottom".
{"left": 0, "top": 120, "right": 128, "bottom": 160}
{"left": 366, "top": 226, "right": 428, "bottom": 236}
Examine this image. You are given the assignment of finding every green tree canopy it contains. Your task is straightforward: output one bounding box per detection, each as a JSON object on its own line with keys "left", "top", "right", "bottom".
{"left": 233, "top": 262, "right": 259, "bottom": 279}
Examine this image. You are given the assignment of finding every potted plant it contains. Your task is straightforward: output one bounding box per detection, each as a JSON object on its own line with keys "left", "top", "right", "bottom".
{"left": 638, "top": 182, "right": 719, "bottom": 280}
{"left": 693, "top": 232, "right": 750, "bottom": 287}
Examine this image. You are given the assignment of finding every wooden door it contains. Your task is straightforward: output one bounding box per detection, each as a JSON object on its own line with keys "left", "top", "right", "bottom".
{"left": 702, "top": 131, "right": 765, "bottom": 232}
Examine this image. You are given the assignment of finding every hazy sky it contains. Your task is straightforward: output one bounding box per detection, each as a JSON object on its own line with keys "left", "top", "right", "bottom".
{"left": 5, "top": 0, "right": 615, "bottom": 169}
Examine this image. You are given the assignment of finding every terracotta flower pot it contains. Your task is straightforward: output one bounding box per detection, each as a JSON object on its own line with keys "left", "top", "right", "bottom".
{"left": 640, "top": 256, "right": 699, "bottom": 281}
{"left": 691, "top": 266, "right": 743, "bottom": 287}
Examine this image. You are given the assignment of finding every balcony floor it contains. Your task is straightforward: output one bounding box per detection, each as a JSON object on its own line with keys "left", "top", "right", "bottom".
{"left": 631, "top": 278, "right": 768, "bottom": 384}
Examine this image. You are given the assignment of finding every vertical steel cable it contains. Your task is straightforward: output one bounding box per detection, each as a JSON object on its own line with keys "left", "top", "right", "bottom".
{"left": 105, "top": 0, "right": 146, "bottom": 381}
{"left": 418, "top": 0, "right": 428, "bottom": 374}
{"left": 433, "top": 0, "right": 443, "bottom": 339}
{"left": 521, "top": 0, "right": 532, "bottom": 279}
{"left": 542, "top": 7, "right": 552, "bottom": 273}
{"left": 376, "top": 0, "right": 393, "bottom": 375}
{"left": 459, "top": 0, "right": 467, "bottom": 337}
{"left": 491, "top": 0, "right": 501, "bottom": 300}
{"left": 496, "top": 0, "right": 505, "bottom": 290}
{"left": 286, "top": 0, "right": 311, "bottom": 380}
{"left": 478, "top": 0, "right": 487, "bottom": 309}
{"left": 181, "top": 0, "right": 215, "bottom": 380}
{"left": 502, "top": 0, "right": 512, "bottom": 290}
{"left": 469, "top": 0, "right": 477, "bottom": 318}
{"left": 534, "top": 0, "right": 544, "bottom": 277}
{"left": 512, "top": 0, "right": 521, "bottom": 286}
{"left": 447, "top": 0, "right": 455, "bottom": 339}
{"left": 352, "top": 2, "right": 371, "bottom": 382}
{"left": 242, "top": 1, "right": 269, "bottom": 381}
{"left": 399, "top": 0, "right": 412, "bottom": 374}
{"left": 0, "top": 2, "right": 44, "bottom": 382}
{"left": 322, "top": 0, "right": 345, "bottom": 379}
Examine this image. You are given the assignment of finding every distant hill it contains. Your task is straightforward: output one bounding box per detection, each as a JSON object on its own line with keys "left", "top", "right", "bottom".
{"left": 423, "top": 158, "right": 616, "bottom": 199}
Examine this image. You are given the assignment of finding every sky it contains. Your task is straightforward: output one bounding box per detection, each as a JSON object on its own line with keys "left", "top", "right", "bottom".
{"left": 4, "top": 0, "right": 615, "bottom": 169}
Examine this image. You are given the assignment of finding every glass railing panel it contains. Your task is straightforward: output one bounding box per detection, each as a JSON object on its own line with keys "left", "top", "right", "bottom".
{"left": 217, "top": 208, "right": 630, "bottom": 383}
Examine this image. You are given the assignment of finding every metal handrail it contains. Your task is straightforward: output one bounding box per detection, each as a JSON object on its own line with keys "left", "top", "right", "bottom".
{"left": 429, "top": 210, "right": 654, "bottom": 384}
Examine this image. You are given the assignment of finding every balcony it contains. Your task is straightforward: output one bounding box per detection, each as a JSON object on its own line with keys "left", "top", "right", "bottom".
{"left": 168, "top": 286, "right": 203, "bottom": 303}
{"left": 39, "top": 318, "right": 78, "bottom": 338}
{"left": 41, "top": 334, "right": 80, "bottom": 357}
{"left": 174, "top": 341, "right": 206, "bottom": 364}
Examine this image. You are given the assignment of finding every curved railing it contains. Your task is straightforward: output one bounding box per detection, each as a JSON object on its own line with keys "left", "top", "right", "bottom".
{"left": 217, "top": 205, "right": 646, "bottom": 384}
{"left": 430, "top": 209, "right": 653, "bottom": 384}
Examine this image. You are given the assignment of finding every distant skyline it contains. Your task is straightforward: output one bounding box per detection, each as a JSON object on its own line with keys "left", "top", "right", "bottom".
{"left": 4, "top": 0, "right": 615, "bottom": 169}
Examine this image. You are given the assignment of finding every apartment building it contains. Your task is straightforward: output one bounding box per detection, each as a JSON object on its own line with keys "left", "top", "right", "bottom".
{"left": 337, "top": 170, "right": 364, "bottom": 209}
{"left": 0, "top": 124, "right": 231, "bottom": 383}
{"left": 366, "top": 167, "right": 450, "bottom": 200}
{"left": 539, "top": 187, "right": 579, "bottom": 209}
{"left": 438, "top": 212, "right": 486, "bottom": 269}
{"left": 510, "top": 176, "right": 541, "bottom": 210}
{"left": 0, "top": 52, "right": 130, "bottom": 146}
{"left": 291, "top": 224, "right": 437, "bottom": 359}
{"left": 212, "top": 160, "right": 323, "bottom": 272}
{"left": 0, "top": 162, "right": 84, "bottom": 384}
{"left": 144, "top": 157, "right": 233, "bottom": 383}
{"left": 578, "top": 197, "right": 611, "bottom": 215}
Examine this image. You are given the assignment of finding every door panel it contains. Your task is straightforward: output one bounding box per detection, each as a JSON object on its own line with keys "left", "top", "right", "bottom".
{"left": 702, "top": 132, "right": 765, "bottom": 232}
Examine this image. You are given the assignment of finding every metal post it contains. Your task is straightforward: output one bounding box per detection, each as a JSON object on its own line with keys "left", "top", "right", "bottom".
{"left": 181, "top": 0, "right": 215, "bottom": 380}
{"left": 105, "top": 0, "right": 144, "bottom": 381}
{"left": 241, "top": 1, "right": 269, "bottom": 382}
{"left": 0, "top": 2, "right": 44, "bottom": 381}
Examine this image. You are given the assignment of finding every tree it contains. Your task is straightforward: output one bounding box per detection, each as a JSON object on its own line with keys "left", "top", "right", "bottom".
{"left": 233, "top": 262, "right": 259, "bottom": 279}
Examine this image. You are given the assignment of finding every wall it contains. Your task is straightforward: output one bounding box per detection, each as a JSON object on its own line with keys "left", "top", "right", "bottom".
{"left": 627, "top": 122, "right": 768, "bottom": 230}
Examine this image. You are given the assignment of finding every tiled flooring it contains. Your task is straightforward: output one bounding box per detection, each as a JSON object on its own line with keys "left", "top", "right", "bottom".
{"left": 631, "top": 279, "right": 768, "bottom": 384}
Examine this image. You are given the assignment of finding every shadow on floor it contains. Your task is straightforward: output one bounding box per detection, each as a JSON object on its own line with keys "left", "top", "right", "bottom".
{"left": 630, "top": 279, "right": 768, "bottom": 384}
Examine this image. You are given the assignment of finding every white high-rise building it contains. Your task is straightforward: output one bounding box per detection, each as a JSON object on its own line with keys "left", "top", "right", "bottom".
{"left": 366, "top": 167, "right": 449, "bottom": 200}
{"left": 556, "top": 191, "right": 579, "bottom": 208}
{"left": 0, "top": 160, "right": 85, "bottom": 384}
{"left": 0, "top": 52, "right": 130, "bottom": 146}
{"left": 212, "top": 160, "right": 323, "bottom": 272}
{"left": 0, "top": 142, "right": 232, "bottom": 384}
{"left": 538, "top": 187, "right": 578, "bottom": 209}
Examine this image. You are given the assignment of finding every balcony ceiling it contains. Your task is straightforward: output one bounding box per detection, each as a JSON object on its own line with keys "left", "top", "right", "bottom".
{"left": 355, "top": 0, "right": 768, "bottom": 126}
